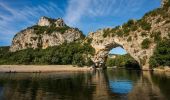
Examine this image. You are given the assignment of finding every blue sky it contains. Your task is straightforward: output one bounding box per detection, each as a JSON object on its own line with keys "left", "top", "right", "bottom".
{"left": 0, "top": 0, "right": 161, "bottom": 54}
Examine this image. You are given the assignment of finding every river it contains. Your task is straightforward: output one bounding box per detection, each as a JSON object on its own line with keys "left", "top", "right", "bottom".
{"left": 0, "top": 69, "right": 169, "bottom": 100}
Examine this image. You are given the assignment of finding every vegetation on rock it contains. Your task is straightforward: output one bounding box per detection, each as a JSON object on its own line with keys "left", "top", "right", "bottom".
{"left": 149, "top": 39, "right": 170, "bottom": 67}
{"left": 141, "top": 38, "right": 151, "bottom": 49}
{"left": 29, "top": 25, "right": 71, "bottom": 35}
{"left": 127, "top": 36, "right": 132, "bottom": 42}
{"left": 150, "top": 31, "right": 162, "bottom": 42}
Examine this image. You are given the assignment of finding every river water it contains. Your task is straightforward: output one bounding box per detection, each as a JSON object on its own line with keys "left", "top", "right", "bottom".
{"left": 0, "top": 69, "right": 169, "bottom": 100}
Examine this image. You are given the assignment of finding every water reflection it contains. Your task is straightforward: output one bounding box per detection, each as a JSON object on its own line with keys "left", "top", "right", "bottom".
{"left": 0, "top": 69, "right": 169, "bottom": 100}
{"left": 109, "top": 80, "right": 133, "bottom": 94}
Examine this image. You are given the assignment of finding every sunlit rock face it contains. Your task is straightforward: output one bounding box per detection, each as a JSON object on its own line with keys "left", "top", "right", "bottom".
{"left": 38, "top": 17, "right": 66, "bottom": 27}
{"left": 88, "top": 2, "right": 170, "bottom": 70}
{"left": 37, "top": 16, "right": 51, "bottom": 26}
{"left": 161, "top": 0, "right": 169, "bottom": 7}
{"left": 10, "top": 17, "right": 84, "bottom": 52}
{"left": 55, "top": 18, "right": 66, "bottom": 27}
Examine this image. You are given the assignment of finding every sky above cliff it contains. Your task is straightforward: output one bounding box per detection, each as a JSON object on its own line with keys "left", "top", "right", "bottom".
{"left": 0, "top": 0, "right": 161, "bottom": 54}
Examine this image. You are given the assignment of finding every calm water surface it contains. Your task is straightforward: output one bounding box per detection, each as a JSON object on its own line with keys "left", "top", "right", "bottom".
{"left": 0, "top": 69, "right": 170, "bottom": 100}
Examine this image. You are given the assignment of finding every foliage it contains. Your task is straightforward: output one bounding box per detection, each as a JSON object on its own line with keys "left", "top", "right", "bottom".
{"left": 102, "top": 26, "right": 122, "bottom": 38}
{"left": 116, "top": 30, "right": 124, "bottom": 37}
{"left": 0, "top": 42, "right": 95, "bottom": 67}
{"left": 30, "top": 25, "right": 71, "bottom": 35}
{"left": 106, "top": 54, "right": 140, "bottom": 69}
{"left": 141, "top": 32, "right": 147, "bottom": 37}
{"left": 122, "top": 20, "right": 135, "bottom": 28}
{"left": 139, "top": 20, "right": 151, "bottom": 31}
{"left": 103, "top": 28, "right": 110, "bottom": 38}
{"left": 149, "top": 39, "right": 170, "bottom": 67}
{"left": 31, "top": 25, "right": 47, "bottom": 34}
{"left": 127, "top": 36, "right": 132, "bottom": 42}
{"left": 150, "top": 31, "right": 162, "bottom": 42}
{"left": 168, "top": 32, "right": 170, "bottom": 38}
{"left": 141, "top": 38, "right": 151, "bottom": 49}
{"left": 156, "top": 18, "right": 161, "bottom": 23}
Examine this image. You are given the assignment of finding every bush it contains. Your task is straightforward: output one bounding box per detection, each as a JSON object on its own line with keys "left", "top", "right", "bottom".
{"left": 103, "top": 28, "right": 110, "bottom": 38}
{"left": 150, "top": 31, "right": 162, "bottom": 42}
{"left": 123, "top": 28, "right": 130, "bottom": 36}
{"left": 141, "top": 32, "right": 147, "bottom": 37}
{"left": 149, "top": 39, "right": 170, "bottom": 67}
{"left": 106, "top": 58, "right": 115, "bottom": 67}
{"left": 30, "top": 25, "right": 71, "bottom": 35}
{"left": 131, "top": 25, "right": 138, "bottom": 31}
{"left": 141, "top": 38, "right": 151, "bottom": 49}
{"left": 122, "top": 19, "right": 135, "bottom": 28}
{"left": 116, "top": 30, "right": 124, "bottom": 37}
{"left": 168, "top": 32, "right": 170, "bottom": 38}
{"left": 127, "top": 36, "right": 132, "bottom": 42}
{"left": 140, "top": 20, "right": 151, "bottom": 31}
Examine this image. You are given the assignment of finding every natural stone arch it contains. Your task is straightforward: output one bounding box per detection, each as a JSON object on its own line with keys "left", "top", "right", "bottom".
{"left": 88, "top": 29, "right": 156, "bottom": 70}
{"left": 87, "top": 0, "right": 170, "bottom": 70}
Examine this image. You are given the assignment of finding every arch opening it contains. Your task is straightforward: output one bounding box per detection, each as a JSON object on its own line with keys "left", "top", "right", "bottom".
{"left": 106, "top": 46, "right": 140, "bottom": 69}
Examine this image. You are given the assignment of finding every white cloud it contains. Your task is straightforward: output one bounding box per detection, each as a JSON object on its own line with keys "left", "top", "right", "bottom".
{"left": 0, "top": 2, "right": 64, "bottom": 35}
{"left": 64, "top": 0, "right": 91, "bottom": 26}
{"left": 64, "top": 0, "right": 142, "bottom": 26}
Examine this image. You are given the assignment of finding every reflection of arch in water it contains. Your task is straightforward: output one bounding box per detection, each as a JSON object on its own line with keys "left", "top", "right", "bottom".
{"left": 91, "top": 69, "right": 169, "bottom": 100}
{"left": 91, "top": 70, "right": 112, "bottom": 100}
{"left": 91, "top": 69, "right": 142, "bottom": 99}
{"left": 107, "top": 69, "right": 140, "bottom": 94}
{"left": 128, "top": 71, "right": 166, "bottom": 100}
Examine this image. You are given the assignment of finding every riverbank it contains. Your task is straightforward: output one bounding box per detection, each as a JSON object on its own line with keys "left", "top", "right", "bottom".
{"left": 153, "top": 66, "right": 170, "bottom": 72}
{"left": 0, "top": 65, "right": 91, "bottom": 73}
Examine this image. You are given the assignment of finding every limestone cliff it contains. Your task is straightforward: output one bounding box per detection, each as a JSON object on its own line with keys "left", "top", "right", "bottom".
{"left": 10, "top": 17, "right": 84, "bottom": 52}
{"left": 88, "top": 0, "right": 170, "bottom": 70}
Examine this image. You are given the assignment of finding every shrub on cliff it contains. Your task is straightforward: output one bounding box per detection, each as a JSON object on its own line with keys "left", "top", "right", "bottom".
{"left": 30, "top": 25, "right": 71, "bottom": 35}
{"left": 141, "top": 38, "right": 151, "bottom": 49}
{"left": 149, "top": 39, "right": 170, "bottom": 67}
{"left": 150, "top": 31, "right": 162, "bottom": 42}
{"left": 139, "top": 20, "right": 151, "bottom": 31}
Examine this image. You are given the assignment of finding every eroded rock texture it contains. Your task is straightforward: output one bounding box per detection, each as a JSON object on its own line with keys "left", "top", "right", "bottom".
{"left": 10, "top": 17, "right": 84, "bottom": 52}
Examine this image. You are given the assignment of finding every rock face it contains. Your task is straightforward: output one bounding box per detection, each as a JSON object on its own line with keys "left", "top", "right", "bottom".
{"left": 38, "top": 17, "right": 66, "bottom": 27}
{"left": 10, "top": 17, "right": 84, "bottom": 52}
{"left": 161, "top": 0, "right": 169, "bottom": 7}
{"left": 88, "top": 2, "right": 170, "bottom": 70}
{"left": 38, "top": 17, "right": 51, "bottom": 26}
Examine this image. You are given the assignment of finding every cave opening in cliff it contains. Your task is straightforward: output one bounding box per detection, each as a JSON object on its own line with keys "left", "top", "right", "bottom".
{"left": 107, "top": 46, "right": 140, "bottom": 69}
